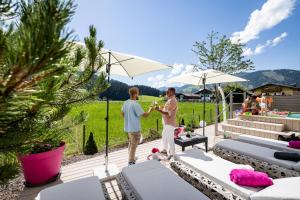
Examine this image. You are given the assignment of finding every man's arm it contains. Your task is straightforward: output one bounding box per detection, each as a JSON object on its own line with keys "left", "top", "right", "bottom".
{"left": 142, "top": 107, "right": 153, "bottom": 118}
{"left": 156, "top": 108, "right": 169, "bottom": 115}
{"left": 121, "top": 112, "right": 125, "bottom": 118}
{"left": 157, "top": 99, "right": 177, "bottom": 116}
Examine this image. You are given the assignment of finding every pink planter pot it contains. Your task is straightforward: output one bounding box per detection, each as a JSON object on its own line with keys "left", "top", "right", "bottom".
{"left": 19, "top": 144, "right": 65, "bottom": 186}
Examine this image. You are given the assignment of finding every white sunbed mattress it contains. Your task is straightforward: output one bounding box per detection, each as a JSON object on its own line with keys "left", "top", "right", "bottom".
{"left": 35, "top": 176, "right": 105, "bottom": 200}
{"left": 174, "top": 148, "right": 261, "bottom": 200}
{"left": 215, "top": 140, "right": 298, "bottom": 170}
{"left": 122, "top": 160, "right": 210, "bottom": 200}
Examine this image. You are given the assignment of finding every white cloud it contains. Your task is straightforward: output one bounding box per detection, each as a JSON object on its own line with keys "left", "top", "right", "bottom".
{"left": 147, "top": 64, "right": 195, "bottom": 88}
{"left": 272, "top": 32, "right": 288, "bottom": 46}
{"left": 242, "top": 32, "right": 288, "bottom": 56}
{"left": 181, "top": 65, "right": 194, "bottom": 74}
{"left": 231, "top": 0, "right": 295, "bottom": 44}
{"left": 169, "top": 64, "right": 185, "bottom": 76}
{"left": 147, "top": 74, "right": 165, "bottom": 88}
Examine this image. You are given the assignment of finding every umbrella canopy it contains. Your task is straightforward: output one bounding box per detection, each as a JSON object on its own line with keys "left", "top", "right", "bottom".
{"left": 100, "top": 49, "right": 171, "bottom": 78}
{"left": 168, "top": 69, "right": 248, "bottom": 136}
{"left": 168, "top": 69, "right": 247, "bottom": 85}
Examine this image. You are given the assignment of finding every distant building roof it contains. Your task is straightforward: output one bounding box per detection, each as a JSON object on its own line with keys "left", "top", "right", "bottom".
{"left": 194, "top": 88, "right": 213, "bottom": 95}
{"left": 175, "top": 93, "right": 200, "bottom": 99}
{"left": 250, "top": 83, "right": 300, "bottom": 91}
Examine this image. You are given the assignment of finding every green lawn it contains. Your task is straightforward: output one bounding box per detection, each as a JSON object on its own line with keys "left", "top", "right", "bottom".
{"left": 138, "top": 95, "right": 163, "bottom": 102}
{"left": 65, "top": 101, "right": 218, "bottom": 155}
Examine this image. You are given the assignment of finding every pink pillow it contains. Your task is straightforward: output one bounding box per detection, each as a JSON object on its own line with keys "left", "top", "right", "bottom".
{"left": 288, "top": 141, "right": 300, "bottom": 149}
{"left": 230, "top": 169, "right": 273, "bottom": 187}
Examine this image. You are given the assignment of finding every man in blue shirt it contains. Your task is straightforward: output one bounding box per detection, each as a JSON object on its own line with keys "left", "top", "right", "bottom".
{"left": 121, "top": 87, "right": 152, "bottom": 165}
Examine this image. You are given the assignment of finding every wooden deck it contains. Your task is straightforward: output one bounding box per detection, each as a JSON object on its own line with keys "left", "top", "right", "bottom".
{"left": 19, "top": 125, "right": 220, "bottom": 200}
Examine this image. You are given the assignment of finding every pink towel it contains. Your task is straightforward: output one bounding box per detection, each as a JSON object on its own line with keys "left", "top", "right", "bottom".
{"left": 230, "top": 169, "right": 273, "bottom": 187}
{"left": 288, "top": 141, "right": 300, "bottom": 149}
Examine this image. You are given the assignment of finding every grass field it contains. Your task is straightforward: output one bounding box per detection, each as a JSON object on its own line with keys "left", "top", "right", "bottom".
{"left": 65, "top": 100, "right": 218, "bottom": 155}
{"left": 138, "top": 95, "right": 163, "bottom": 102}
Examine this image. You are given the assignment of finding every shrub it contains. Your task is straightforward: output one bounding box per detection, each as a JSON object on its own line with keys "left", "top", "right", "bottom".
{"left": 84, "top": 132, "right": 98, "bottom": 155}
{"left": 147, "top": 129, "right": 161, "bottom": 140}
{"left": 180, "top": 118, "right": 185, "bottom": 126}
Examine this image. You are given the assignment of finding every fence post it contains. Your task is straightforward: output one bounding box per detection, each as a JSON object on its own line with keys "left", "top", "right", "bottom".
{"left": 243, "top": 92, "right": 246, "bottom": 101}
{"left": 193, "top": 109, "right": 195, "bottom": 119}
{"left": 82, "top": 125, "right": 86, "bottom": 151}
{"left": 215, "top": 103, "right": 219, "bottom": 136}
{"left": 156, "top": 119, "right": 159, "bottom": 132}
{"left": 229, "top": 92, "right": 233, "bottom": 119}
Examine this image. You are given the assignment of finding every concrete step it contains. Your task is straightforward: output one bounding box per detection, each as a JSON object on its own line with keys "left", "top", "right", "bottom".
{"left": 222, "top": 123, "right": 291, "bottom": 140}
{"left": 227, "top": 118, "right": 285, "bottom": 132}
{"left": 217, "top": 129, "right": 241, "bottom": 140}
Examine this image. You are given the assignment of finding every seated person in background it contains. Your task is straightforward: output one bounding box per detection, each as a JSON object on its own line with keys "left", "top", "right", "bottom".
{"left": 242, "top": 95, "right": 260, "bottom": 115}
{"left": 242, "top": 96, "right": 249, "bottom": 113}
{"left": 256, "top": 93, "right": 268, "bottom": 115}
{"left": 267, "top": 96, "right": 273, "bottom": 109}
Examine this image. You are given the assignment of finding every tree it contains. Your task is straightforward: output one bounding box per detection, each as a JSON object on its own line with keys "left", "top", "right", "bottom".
{"left": 192, "top": 31, "right": 254, "bottom": 120}
{"left": 0, "top": 0, "right": 108, "bottom": 184}
{"left": 223, "top": 83, "right": 247, "bottom": 104}
{"left": 193, "top": 31, "right": 254, "bottom": 74}
{"left": 84, "top": 132, "right": 98, "bottom": 155}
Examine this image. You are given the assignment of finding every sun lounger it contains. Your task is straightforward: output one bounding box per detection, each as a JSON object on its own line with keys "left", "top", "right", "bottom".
{"left": 213, "top": 139, "right": 300, "bottom": 178}
{"left": 116, "top": 160, "right": 209, "bottom": 200}
{"left": 35, "top": 176, "right": 107, "bottom": 200}
{"left": 171, "top": 148, "right": 300, "bottom": 200}
{"left": 172, "top": 148, "right": 260, "bottom": 200}
{"left": 236, "top": 135, "right": 300, "bottom": 154}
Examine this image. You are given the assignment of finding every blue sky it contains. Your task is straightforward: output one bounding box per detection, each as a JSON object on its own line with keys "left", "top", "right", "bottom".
{"left": 70, "top": 0, "right": 300, "bottom": 87}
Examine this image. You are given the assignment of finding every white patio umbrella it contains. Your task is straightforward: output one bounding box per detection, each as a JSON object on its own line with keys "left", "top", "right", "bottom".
{"left": 168, "top": 69, "right": 248, "bottom": 136}
{"left": 96, "top": 49, "right": 171, "bottom": 178}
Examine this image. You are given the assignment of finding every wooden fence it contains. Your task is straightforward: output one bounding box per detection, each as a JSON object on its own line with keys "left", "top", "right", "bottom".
{"left": 273, "top": 95, "right": 300, "bottom": 112}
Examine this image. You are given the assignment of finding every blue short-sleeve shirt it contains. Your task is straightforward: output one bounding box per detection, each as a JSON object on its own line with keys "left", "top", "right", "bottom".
{"left": 122, "top": 100, "right": 145, "bottom": 133}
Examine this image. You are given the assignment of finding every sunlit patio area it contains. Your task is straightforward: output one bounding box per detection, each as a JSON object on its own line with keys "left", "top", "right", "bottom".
{"left": 19, "top": 125, "right": 221, "bottom": 200}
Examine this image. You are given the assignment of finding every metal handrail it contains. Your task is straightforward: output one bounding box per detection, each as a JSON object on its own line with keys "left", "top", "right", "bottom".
{"left": 215, "top": 103, "right": 229, "bottom": 119}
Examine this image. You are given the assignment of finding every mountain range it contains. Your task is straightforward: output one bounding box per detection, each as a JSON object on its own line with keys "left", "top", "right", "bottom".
{"left": 160, "top": 69, "right": 300, "bottom": 93}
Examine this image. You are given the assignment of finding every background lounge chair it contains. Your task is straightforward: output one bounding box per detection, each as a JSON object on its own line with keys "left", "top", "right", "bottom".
{"left": 213, "top": 139, "right": 300, "bottom": 178}
{"left": 236, "top": 135, "right": 300, "bottom": 154}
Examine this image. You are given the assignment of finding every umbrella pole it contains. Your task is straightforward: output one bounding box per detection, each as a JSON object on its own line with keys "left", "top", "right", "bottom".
{"left": 105, "top": 52, "right": 111, "bottom": 172}
{"left": 202, "top": 76, "right": 206, "bottom": 136}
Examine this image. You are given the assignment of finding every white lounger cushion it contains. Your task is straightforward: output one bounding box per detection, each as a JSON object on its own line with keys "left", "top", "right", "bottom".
{"left": 174, "top": 149, "right": 260, "bottom": 200}
{"left": 250, "top": 177, "right": 300, "bottom": 200}
{"left": 35, "top": 176, "right": 105, "bottom": 200}
{"left": 237, "top": 135, "right": 300, "bottom": 154}
{"left": 122, "top": 160, "right": 209, "bottom": 200}
{"left": 215, "top": 140, "right": 298, "bottom": 170}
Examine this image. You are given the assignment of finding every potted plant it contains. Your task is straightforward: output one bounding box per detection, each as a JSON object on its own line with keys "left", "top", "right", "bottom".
{"left": 18, "top": 138, "right": 65, "bottom": 186}
{"left": 185, "top": 123, "right": 194, "bottom": 138}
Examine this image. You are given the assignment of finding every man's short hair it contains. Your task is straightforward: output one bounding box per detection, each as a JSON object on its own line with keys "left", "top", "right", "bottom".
{"left": 129, "top": 87, "right": 139, "bottom": 97}
{"left": 168, "top": 87, "right": 176, "bottom": 94}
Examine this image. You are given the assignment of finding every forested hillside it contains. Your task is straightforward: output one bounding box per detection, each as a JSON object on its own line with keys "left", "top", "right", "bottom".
{"left": 99, "top": 79, "right": 160, "bottom": 100}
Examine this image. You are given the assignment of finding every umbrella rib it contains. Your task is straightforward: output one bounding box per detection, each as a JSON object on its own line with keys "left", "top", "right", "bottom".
{"left": 110, "top": 53, "right": 133, "bottom": 79}
{"left": 110, "top": 57, "right": 135, "bottom": 65}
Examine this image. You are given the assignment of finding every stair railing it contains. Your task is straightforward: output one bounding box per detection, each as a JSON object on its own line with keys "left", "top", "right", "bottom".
{"left": 214, "top": 91, "right": 247, "bottom": 136}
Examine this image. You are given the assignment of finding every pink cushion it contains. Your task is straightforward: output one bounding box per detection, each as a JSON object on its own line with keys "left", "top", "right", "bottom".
{"left": 288, "top": 141, "right": 300, "bottom": 149}
{"left": 230, "top": 169, "right": 273, "bottom": 188}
